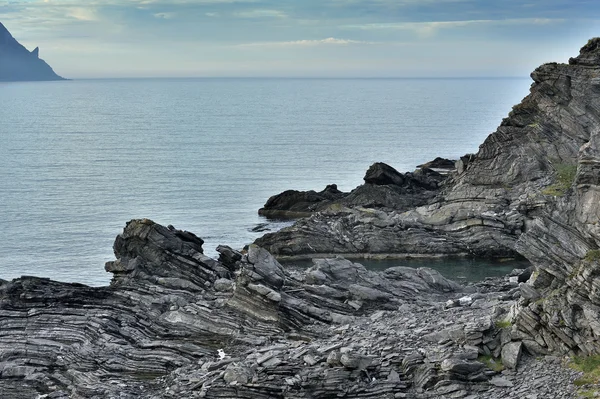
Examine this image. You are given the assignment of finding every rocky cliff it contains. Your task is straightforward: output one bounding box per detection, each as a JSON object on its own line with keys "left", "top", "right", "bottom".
{"left": 510, "top": 40, "right": 600, "bottom": 357}
{"left": 0, "top": 22, "right": 64, "bottom": 81}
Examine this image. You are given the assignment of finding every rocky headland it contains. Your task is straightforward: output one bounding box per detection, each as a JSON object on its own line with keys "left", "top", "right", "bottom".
{"left": 1, "top": 40, "right": 600, "bottom": 398}
{"left": 0, "top": 22, "right": 64, "bottom": 82}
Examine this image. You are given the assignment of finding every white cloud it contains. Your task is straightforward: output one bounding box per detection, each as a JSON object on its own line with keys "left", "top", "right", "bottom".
{"left": 154, "top": 12, "right": 175, "bottom": 19}
{"left": 238, "top": 37, "right": 374, "bottom": 47}
{"left": 66, "top": 7, "right": 98, "bottom": 21}
{"left": 344, "top": 18, "right": 565, "bottom": 37}
{"left": 234, "top": 9, "right": 287, "bottom": 18}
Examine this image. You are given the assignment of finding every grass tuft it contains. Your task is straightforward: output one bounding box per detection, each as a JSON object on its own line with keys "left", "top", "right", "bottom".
{"left": 585, "top": 250, "right": 600, "bottom": 263}
{"left": 495, "top": 320, "right": 512, "bottom": 329}
{"left": 542, "top": 163, "right": 577, "bottom": 196}
{"left": 478, "top": 355, "right": 504, "bottom": 372}
{"left": 570, "top": 355, "right": 600, "bottom": 387}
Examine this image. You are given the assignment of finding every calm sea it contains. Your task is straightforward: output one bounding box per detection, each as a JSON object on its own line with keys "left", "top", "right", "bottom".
{"left": 0, "top": 78, "right": 531, "bottom": 286}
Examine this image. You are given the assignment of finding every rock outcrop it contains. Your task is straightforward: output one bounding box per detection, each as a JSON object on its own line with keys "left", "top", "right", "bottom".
{"left": 255, "top": 40, "right": 596, "bottom": 261}
{"left": 255, "top": 39, "right": 600, "bottom": 364}
{"left": 0, "top": 22, "right": 64, "bottom": 81}
{"left": 258, "top": 184, "right": 346, "bottom": 219}
{"left": 508, "top": 40, "right": 600, "bottom": 357}
{"left": 0, "top": 219, "right": 581, "bottom": 398}
{"left": 258, "top": 162, "right": 447, "bottom": 221}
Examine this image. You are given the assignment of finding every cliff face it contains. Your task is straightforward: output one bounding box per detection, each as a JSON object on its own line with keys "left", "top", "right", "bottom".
{"left": 511, "top": 40, "right": 600, "bottom": 355}
{"left": 0, "top": 22, "right": 64, "bottom": 81}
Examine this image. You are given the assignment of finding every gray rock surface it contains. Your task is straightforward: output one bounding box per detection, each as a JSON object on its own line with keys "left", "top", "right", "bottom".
{"left": 501, "top": 342, "right": 523, "bottom": 370}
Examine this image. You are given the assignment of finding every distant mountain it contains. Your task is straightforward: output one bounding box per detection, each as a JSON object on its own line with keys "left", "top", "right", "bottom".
{"left": 0, "top": 22, "right": 65, "bottom": 82}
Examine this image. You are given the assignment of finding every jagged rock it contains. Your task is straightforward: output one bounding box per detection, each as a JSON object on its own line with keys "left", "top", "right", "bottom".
{"left": 519, "top": 283, "right": 540, "bottom": 301}
{"left": 417, "top": 157, "right": 457, "bottom": 170}
{"left": 258, "top": 184, "right": 347, "bottom": 219}
{"left": 4, "top": 218, "right": 579, "bottom": 398}
{"left": 364, "top": 162, "right": 406, "bottom": 185}
{"left": 0, "top": 22, "right": 64, "bottom": 81}
{"left": 501, "top": 342, "right": 523, "bottom": 370}
{"left": 339, "top": 352, "right": 372, "bottom": 369}
{"left": 440, "top": 358, "right": 485, "bottom": 375}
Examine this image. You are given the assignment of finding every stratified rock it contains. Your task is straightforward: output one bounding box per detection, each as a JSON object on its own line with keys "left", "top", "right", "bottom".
{"left": 0, "top": 22, "right": 64, "bottom": 81}
{"left": 3, "top": 218, "right": 532, "bottom": 398}
{"left": 255, "top": 36, "right": 595, "bottom": 262}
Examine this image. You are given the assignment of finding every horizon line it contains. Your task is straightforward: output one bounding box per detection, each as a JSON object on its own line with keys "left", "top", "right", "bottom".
{"left": 61, "top": 76, "right": 531, "bottom": 80}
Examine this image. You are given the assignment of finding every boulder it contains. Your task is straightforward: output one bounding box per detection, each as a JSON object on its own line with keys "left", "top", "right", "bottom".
{"left": 363, "top": 162, "right": 405, "bottom": 186}
{"left": 258, "top": 184, "right": 347, "bottom": 219}
{"left": 501, "top": 342, "right": 522, "bottom": 370}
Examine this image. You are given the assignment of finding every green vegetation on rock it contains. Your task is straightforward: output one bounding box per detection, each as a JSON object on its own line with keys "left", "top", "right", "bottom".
{"left": 495, "top": 320, "right": 512, "bottom": 329}
{"left": 542, "top": 163, "right": 578, "bottom": 196}
{"left": 478, "top": 355, "right": 504, "bottom": 372}
{"left": 570, "top": 355, "right": 600, "bottom": 386}
{"left": 585, "top": 250, "right": 600, "bottom": 263}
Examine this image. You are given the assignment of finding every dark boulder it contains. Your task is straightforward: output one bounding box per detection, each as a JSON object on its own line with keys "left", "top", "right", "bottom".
{"left": 417, "top": 157, "right": 456, "bottom": 170}
{"left": 258, "top": 184, "right": 347, "bottom": 219}
{"left": 363, "top": 162, "right": 405, "bottom": 186}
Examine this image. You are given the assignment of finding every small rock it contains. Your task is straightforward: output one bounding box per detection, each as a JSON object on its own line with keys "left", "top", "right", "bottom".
{"left": 501, "top": 342, "right": 522, "bottom": 370}
{"left": 490, "top": 376, "right": 514, "bottom": 387}
{"left": 214, "top": 278, "right": 234, "bottom": 292}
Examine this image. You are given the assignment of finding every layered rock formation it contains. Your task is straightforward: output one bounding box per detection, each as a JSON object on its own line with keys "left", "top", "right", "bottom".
{"left": 255, "top": 41, "right": 595, "bottom": 260}
{"left": 0, "top": 22, "right": 64, "bottom": 81}
{"left": 2, "top": 219, "right": 574, "bottom": 398}
{"left": 2, "top": 38, "right": 600, "bottom": 399}
{"left": 510, "top": 41, "right": 600, "bottom": 356}
{"left": 254, "top": 39, "right": 600, "bottom": 362}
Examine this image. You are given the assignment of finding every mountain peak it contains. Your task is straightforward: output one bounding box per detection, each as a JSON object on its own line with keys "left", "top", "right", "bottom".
{"left": 0, "top": 21, "right": 65, "bottom": 82}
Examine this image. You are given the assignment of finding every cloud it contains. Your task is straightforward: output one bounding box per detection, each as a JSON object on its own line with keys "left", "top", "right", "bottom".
{"left": 66, "top": 7, "right": 98, "bottom": 21}
{"left": 153, "top": 12, "right": 175, "bottom": 19}
{"left": 238, "top": 37, "right": 375, "bottom": 47}
{"left": 343, "top": 18, "right": 564, "bottom": 37}
{"left": 234, "top": 9, "right": 286, "bottom": 18}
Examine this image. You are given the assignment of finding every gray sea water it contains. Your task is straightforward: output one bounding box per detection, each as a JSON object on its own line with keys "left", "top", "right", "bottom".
{"left": 0, "top": 78, "right": 532, "bottom": 286}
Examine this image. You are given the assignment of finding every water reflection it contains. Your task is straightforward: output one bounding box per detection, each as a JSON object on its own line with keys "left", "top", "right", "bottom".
{"left": 281, "top": 257, "right": 531, "bottom": 283}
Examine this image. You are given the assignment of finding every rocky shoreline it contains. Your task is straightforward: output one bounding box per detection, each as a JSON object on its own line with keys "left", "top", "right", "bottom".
{"left": 0, "top": 219, "right": 583, "bottom": 398}
{"left": 2, "top": 39, "right": 600, "bottom": 398}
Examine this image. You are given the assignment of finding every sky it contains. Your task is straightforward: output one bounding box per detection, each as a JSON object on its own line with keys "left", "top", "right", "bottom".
{"left": 1, "top": 0, "right": 600, "bottom": 78}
